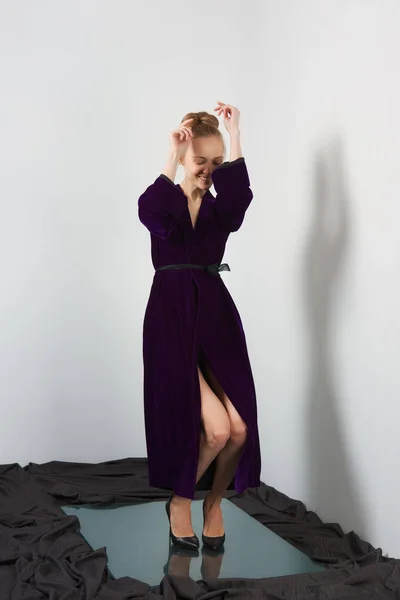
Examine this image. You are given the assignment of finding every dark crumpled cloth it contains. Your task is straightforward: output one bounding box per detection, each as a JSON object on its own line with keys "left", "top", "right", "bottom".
{"left": 1, "top": 458, "right": 399, "bottom": 599}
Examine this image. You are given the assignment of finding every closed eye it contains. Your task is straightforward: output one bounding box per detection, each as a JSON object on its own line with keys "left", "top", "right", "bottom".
{"left": 194, "top": 156, "right": 224, "bottom": 166}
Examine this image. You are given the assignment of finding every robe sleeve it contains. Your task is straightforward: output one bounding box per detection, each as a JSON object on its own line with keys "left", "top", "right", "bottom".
{"left": 212, "top": 157, "right": 253, "bottom": 232}
{"left": 138, "top": 174, "right": 187, "bottom": 239}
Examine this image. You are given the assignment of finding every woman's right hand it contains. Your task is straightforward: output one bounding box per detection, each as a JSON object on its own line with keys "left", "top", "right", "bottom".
{"left": 169, "top": 118, "right": 193, "bottom": 157}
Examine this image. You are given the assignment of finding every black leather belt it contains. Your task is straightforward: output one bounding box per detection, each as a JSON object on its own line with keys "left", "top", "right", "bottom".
{"left": 156, "top": 263, "right": 230, "bottom": 277}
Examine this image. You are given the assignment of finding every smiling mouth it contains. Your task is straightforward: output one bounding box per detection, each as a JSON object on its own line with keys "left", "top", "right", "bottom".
{"left": 198, "top": 175, "right": 209, "bottom": 181}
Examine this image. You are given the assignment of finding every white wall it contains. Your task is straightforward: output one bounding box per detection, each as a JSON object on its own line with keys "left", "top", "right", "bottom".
{"left": 1, "top": 0, "right": 399, "bottom": 556}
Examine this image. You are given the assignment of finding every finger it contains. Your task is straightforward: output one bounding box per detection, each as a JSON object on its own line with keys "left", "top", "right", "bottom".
{"left": 180, "top": 126, "right": 192, "bottom": 139}
{"left": 182, "top": 118, "right": 194, "bottom": 125}
{"left": 220, "top": 103, "right": 235, "bottom": 114}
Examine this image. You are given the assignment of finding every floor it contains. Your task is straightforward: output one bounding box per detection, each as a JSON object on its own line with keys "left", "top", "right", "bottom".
{"left": 61, "top": 498, "right": 324, "bottom": 586}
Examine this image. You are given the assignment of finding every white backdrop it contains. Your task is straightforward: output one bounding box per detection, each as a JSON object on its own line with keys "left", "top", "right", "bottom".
{"left": 1, "top": 0, "right": 399, "bottom": 556}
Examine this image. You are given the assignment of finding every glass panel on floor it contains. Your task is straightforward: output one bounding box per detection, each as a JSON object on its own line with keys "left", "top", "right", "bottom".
{"left": 61, "top": 498, "right": 324, "bottom": 586}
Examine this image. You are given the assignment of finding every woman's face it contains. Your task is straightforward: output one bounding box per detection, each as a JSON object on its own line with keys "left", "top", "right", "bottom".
{"left": 181, "top": 135, "right": 225, "bottom": 190}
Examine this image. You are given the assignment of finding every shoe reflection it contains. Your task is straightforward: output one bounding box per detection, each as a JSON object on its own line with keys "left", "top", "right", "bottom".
{"left": 163, "top": 543, "right": 225, "bottom": 579}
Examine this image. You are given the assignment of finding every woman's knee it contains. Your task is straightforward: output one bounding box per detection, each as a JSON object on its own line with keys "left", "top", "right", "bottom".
{"left": 198, "top": 366, "right": 230, "bottom": 451}
{"left": 229, "top": 420, "right": 248, "bottom": 447}
{"left": 205, "top": 422, "right": 230, "bottom": 452}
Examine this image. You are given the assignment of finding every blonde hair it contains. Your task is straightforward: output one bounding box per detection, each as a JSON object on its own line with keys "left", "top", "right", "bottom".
{"left": 181, "top": 111, "right": 225, "bottom": 154}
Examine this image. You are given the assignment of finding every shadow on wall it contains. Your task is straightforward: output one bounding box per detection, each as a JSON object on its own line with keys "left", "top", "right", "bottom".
{"left": 303, "top": 137, "right": 366, "bottom": 538}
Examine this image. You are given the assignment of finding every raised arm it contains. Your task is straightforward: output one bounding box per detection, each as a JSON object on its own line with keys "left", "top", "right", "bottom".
{"left": 212, "top": 102, "right": 253, "bottom": 232}
{"left": 138, "top": 119, "right": 194, "bottom": 239}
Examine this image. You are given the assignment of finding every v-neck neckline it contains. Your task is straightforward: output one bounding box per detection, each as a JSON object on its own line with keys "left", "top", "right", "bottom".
{"left": 177, "top": 184, "right": 209, "bottom": 232}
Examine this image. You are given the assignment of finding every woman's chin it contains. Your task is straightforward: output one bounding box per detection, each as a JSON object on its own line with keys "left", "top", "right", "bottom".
{"left": 197, "top": 177, "right": 211, "bottom": 188}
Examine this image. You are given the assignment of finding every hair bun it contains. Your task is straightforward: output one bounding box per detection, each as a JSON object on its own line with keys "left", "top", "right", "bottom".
{"left": 181, "top": 111, "right": 219, "bottom": 131}
{"left": 196, "top": 112, "right": 219, "bottom": 129}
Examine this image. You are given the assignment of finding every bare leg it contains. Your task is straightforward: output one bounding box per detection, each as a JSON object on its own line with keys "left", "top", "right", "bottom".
{"left": 201, "top": 364, "right": 248, "bottom": 537}
{"left": 169, "top": 366, "right": 230, "bottom": 537}
{"left": 209, "top": 395, "right": 247, "bottom": 498}
{"left": 195, "top": 366, "right": 230, "bottom": 482}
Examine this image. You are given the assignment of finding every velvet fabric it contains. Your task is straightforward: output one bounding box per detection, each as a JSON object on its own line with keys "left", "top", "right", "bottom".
{"left": 138, "top": 157, "right": 261, "bottom": 499}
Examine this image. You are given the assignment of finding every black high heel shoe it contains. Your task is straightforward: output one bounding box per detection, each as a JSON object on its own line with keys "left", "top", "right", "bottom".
{"left": 202, "top": 496, "right": 225, "bottom": 551}
{"left": 165, "top": 493, "right": 199, "bottom": 551}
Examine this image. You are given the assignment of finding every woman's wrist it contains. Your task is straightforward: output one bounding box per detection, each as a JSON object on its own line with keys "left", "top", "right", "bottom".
{"left": 229, "top": 129, "right": 242, "bottom": 161}
{"left": 162, "top": 151, "right": 180, "bottom": 181}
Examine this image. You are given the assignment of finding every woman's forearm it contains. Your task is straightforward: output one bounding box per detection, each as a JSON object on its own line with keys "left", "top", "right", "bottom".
{"left": 162, "top": 151, "right": 180, "bottom": 182}
{"left": 229, "top": 129, "right": 242, "bottom": 162}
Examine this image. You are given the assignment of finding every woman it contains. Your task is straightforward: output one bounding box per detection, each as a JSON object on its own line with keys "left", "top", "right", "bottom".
{"left": 138, "top": 102, "right": 261, "bottom": 552}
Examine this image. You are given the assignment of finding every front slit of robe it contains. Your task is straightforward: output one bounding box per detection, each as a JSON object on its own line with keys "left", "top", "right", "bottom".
{"left": 197, "top": 341, "right": 251, "bottom": 490}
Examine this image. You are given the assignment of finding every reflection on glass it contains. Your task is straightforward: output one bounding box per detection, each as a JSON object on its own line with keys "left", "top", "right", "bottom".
{"left": 163, "top": 543, "right": 225, "bottom": 579}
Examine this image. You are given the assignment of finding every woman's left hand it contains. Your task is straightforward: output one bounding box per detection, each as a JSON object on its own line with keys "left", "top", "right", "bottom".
{"left": 214, "top": 101, "right": 240, "bottom": 134}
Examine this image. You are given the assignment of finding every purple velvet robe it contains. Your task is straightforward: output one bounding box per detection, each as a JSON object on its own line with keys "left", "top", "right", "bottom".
{"left": 138, "top": 157, "right": 261, "bottom": 499}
